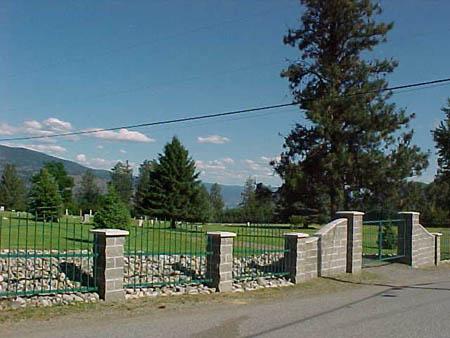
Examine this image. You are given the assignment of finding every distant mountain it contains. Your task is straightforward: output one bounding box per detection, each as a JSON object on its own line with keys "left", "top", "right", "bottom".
{"left": 0, "top": 144, "right": 110, "bottom": 181}
{"left": 0, "top": 144, "right": 243, "bottom": 207}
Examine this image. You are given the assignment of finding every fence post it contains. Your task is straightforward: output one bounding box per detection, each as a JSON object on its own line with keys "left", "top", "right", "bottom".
{"left": 284, "top": 233, "right": 318, "bottom": 283}
{"left": 206, "top": 231, "right": 236, "bottom": 292}
{"left": 91, "top": 229, "right": 129, "bottom": 302}
{"left": 398, "top": 212, "right": 416, "bottom": 265}
{"left": 335, "top": 211, "right": 364, "bottom": 274}
{"left": 432, "top": 232, "right": 442, "bottom": 266}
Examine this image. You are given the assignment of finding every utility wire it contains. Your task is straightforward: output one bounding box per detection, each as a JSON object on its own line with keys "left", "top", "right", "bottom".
{"left": 1, "top": 77, "right": 450, "bottom": 142}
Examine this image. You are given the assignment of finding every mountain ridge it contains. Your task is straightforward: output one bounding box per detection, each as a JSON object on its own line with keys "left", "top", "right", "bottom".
{"left": 0, "top": 144, "right": 243, "bottom": 207}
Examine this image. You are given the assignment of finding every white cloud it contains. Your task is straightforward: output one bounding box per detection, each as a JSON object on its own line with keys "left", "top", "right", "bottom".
{"left": 195, "top": 160, "right": 226, "bottom": 171}
{"left": 74, "top": 153, "right": 117, "bottom": 169}
{"left": 119, "top": 149, "right": 127, "bottom": 154}
{"left": 221, "top": 157, "right": 234, "bottom": 164}
{"left": 23, "top": 120, "right": 42, "bottom": 129}
{"left": 43, "top": 118, "right": 72, "bottom": 131}
{"left": 22, "top": 144, "right": 67, "bottom": 154}
{"left": 0, "top": 123, "right": 18, "bottom": 135}
{"left": 197, "top": 135, "right": 230, "bottom": 144}
{"left": 88, "top": 128, "right": 154, "bottom": 143}
{"left": 96, "top": 145, "right": 104, "bottom": 149}
{"left": 76, "top": 154, "right": 87, "bottom": 162}
{"left": 243, "top": 159, "right": 261, "bottom": 171}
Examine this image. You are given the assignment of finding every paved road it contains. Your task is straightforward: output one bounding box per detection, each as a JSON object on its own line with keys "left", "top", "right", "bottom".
{"left": 2, "top": 264, "right": 450, "bottom": 338}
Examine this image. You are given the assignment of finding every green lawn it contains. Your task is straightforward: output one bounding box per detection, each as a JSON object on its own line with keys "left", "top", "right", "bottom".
{"left": 3, "top": 212, "right": 447, "bottom": 260}
{"left": 0, "top": 214, "right": 319, "bottom": 254}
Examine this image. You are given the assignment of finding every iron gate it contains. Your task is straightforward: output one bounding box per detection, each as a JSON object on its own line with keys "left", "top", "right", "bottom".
{"left": 362, "top": 218, "right": 406, "bottom": 266}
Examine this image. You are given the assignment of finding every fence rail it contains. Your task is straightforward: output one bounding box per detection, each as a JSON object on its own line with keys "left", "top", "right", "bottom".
{"left": 233, "top": 225, "right": 291, "bottom": 280}
{"left": 362, "top": 218, "right": 406, "bottom": 265}
{"left": 124, "top": 220, "right": 212, "bottom": 289}
{"left": 0, "top": 214, "right": 97, "bottom": 298}
{"left": 438, "top": 229, "right": 450, "bottom": 261}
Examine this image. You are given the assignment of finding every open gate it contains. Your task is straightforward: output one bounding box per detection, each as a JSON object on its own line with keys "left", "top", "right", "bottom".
{"left": 362, "top": 218, "right": 407, "bottom": 266}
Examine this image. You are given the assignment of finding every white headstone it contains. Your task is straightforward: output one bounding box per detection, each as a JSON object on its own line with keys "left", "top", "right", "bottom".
{"left": 83, "top": 214, "right": 90, "bottom": 223}
{"left": 89, "top": 209, "right": 92, "bottom": 216}
{"left": 0, "top": 206, "right": 4, "bottom": 212}
{"left": 65, "top": 209, "right": 69, "bottom": 216}
{"left": 138, "top": 219, "right": 143, "bottom": 227}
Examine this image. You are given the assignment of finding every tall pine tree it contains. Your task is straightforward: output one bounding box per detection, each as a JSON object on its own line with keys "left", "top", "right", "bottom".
{"left": 29, "top": 168, "right": 63, "bottom": 220}
{"left": 77, "top": 170, "right": 102, "bottom": 213}
{"left": 209, "top": 183, "right": 224, "bottom": 222}
{"left": 146, "top": 137, "right": 201, "bottom": 228}
{"left": 110, "top": 161, "right": 133, "bottom": 207}
{"left": 433, "top": 99, "right": 450, "bottom": 180}
{"left": 134, "top": 160, "right": 156, "bottom": 216}
{"left": 275, "top": 0, "right": 428, "bottom": 216}
{"left": 0, "top": 164, "right": 27, "bottom": 211}
{"left": 431, "top": 99, "right": 450, "bottom": 221}
{"left": 43, "top": 162, "right": 74, "bottom": 210}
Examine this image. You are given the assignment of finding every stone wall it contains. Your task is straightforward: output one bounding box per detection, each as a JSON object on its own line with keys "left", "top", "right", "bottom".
{"left": 315, "top": 218, "right": 348, "bottom": 277}
{"left": 399, "top": 212, "right": 440, "bottom": 268}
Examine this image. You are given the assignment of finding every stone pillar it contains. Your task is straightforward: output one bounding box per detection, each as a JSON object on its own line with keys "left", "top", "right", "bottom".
{"left": 399, "top": 212, "right": 437, "bottom": 268}
{"left": 206, "top": 232, "right": 236, "bottom": 292}
{"left": 284, "top": 233, "right": 318, "bottom": 283}
{"left": 398, "top": 212, "right": 419, "bottom": 266}
{"left": 91, "top": 229, "right": 129, "bottom": 302}
{"left": 432, "top": 233, "right": 442, "bottom": 265}
{"left": 335, "top": 211, "right": 364, "bottom": 274}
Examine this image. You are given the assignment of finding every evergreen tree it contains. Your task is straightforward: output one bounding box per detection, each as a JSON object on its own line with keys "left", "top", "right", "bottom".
{"left": 275, "top": 0, "right": 428, "bottom": 216}
{"left": 29, "top": 168, "right": 63, "bottom": 220}
{"left": 43, "top": 162, "right": 74, "bottom": 209}
{"left": 110, "top": 161, "right": 133, "bottom": 207}
{"left": 93, "top": 187, "right": 131, "bottom": 229}
{"left": 239, "top": 178, "right": 259, "bottom": 222}
{"left": 193, "top": 185, "right": 212, "bottom": 223}
{"left": 254, "top": 183, "right": 275, "bottom": 223}
{"left": 0, "top": 164, "right": 27, "bottom": 211}
{"left": 430, "top": 99, "right": 450, "bottom": 222}
{"left": 146, "top": 136, "right": 201, "bottom": 228}
{"left": 209, "top": 183, "right": 225, "bottom": 222}
{"left": 77, "top": 170, "right": 101, "bottom": 213}
{"left": 433, "top": 99, "right": 450, "bottom": 179}
{"left": 134, "top": 160, "right": 156, "bottom": 216}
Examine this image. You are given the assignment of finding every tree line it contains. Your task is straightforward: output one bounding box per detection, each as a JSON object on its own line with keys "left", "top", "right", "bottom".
{"left": 0, "top": 0, "right": 449, "bottom": 227}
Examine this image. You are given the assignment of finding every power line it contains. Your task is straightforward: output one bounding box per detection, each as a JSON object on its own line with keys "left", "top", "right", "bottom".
{"left": 1, "top": 77, "right": 450, "bottom": 143}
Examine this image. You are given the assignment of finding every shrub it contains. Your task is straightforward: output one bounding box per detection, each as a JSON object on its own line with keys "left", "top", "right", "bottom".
{"left": 289, "top": 215, "right": 306, "bottom": 228}
{"left": 93, "top": 187, "right": 131, "bottom": 230}
{"left": 378, "top": 224, "right": 396, "bottom": 250}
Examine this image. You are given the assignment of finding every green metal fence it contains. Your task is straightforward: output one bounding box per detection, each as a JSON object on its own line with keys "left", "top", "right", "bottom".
{"left": 362, "top": 219, "right": 406, "bottom": 266}
{"left": 439, "top": 228, "right": 450, "bottom": 261}
{"left": 233, "top": 224, "right": 290, "bottom": 281}
{"left": 0, "top": 213, "right": 98, "bottom": 298}
{"left": 123, "top": 220, "right": 212, "bottom": 289}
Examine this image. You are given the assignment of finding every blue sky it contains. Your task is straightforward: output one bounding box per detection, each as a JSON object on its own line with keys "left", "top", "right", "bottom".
{"left": 1, "top": 0, "right": 449, "bottom": 186}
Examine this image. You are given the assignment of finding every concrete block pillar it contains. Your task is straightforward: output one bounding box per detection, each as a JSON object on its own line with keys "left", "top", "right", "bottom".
{"left": 206, "top": 232, "right": 236, "bottom": 292}
{"left": 432, "top": 233, "right": 442, "bottom": 266}
{"left": 398, "top": 212, "right": 419, "bottom": 266}
{"left": 284, "top": 233, "right": 318, "bottom": 283}
{"left": 91, "top": 229, "right": 129, "bottom": 302}
{"left": 335, "top": 211, "right": 364, "bottom": 273}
